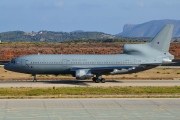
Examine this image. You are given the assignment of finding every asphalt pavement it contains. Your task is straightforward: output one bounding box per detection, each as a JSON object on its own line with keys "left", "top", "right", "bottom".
{"left": 0, "top": 80, "right": 179, "bottom": 88}
{"left": 0, "top": 98, "right": 179, "bottom": 120}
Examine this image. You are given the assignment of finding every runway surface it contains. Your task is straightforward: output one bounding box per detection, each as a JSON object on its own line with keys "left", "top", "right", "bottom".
{"left": 0, "top": 98, "right": 179, "bottom": 120}
{"left": 0, "top": 80, "right": 179, "bottom": 88}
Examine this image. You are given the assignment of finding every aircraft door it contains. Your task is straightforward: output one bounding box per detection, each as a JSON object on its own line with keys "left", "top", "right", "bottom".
{"left": 62, "top": 59, "right": 67, "bottom": 67}
{"left": 62, "top": 59, "right": 70, "bottom": 67}
{"left": 21, "top": 59, "right": 27, "bottom": 67}
{"left": 134, "top": 60, "right": 140, "bottom": 65}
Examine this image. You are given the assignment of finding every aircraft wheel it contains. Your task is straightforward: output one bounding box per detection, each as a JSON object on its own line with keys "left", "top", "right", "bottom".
{"left": 92, "top": 77, "right": 97, "bottom": 81}
{"left": 33, "top": 74, "right": 37, "bottom": 82}
{"left": 33, "top": 79, "right": 37, "bottom": 82}
{"left": 95, "top": 79, "right": 100, "bottom": 83}
{"left": 101, "top": 78, "right": 105, "bottom": 83}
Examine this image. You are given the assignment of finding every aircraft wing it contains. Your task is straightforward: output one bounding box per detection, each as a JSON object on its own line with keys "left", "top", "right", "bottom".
{"left": 71, "top": 66, "right": 134, "bottom": 70}
{"left": 70, "top": 65, "right": 136, "bottom": 74}
{"left": 70, "top": 63, "right": 161, "bottom": 75}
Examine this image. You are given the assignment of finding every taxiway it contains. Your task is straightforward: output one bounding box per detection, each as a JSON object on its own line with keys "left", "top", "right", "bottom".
{"left": 0, "top": 80, "right": 179, "bottom": 88}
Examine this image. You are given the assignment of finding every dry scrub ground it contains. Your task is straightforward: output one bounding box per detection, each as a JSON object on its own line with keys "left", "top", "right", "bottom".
{"left": 1, "top": 42, "right": 180, "bottom": 60}
{"left": 1, "top": 66, "right": 180, "bottom": 80}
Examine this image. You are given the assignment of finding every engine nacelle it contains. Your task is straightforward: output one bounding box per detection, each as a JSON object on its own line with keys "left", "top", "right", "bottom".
{"left": 123, "top": 44, "right": 143, "bottom": 53}
{"left": 75, "top": 69, "right": 93, "bottom": 80}
{"left": 110, "top": 68, "right": 135, "bottom": 74}
{"left": 122, "top": 44, "right": 151, "bottom": 55}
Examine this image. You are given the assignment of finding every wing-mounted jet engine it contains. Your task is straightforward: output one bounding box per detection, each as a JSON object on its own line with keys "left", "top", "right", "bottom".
{"left": 75, "top": 69, "right": 93, "bottom": 80}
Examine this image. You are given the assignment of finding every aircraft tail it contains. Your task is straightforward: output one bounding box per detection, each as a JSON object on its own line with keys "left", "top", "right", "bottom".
{"left": 148, "top": 24, "right": 174, "bottom": 52}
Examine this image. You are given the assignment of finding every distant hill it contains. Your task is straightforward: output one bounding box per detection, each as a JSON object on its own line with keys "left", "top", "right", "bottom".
{"left": 1, "top": 19, "right": 180, "bottom": 42}
{"left": 118, "top": 19, "right": 180, "bottom": 37}
{"left": 0, "top": 31, "right": 115, "bottom": 42}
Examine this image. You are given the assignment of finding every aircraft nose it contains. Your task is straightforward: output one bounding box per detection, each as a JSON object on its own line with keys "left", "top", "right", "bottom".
{"left": 4, "top": 63, "right": 10, "bottom": 70}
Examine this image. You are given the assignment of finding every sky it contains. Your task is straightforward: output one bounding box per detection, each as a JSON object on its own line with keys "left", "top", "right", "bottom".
{"left": 0, "top": 0, "right": 180, "bottom": 34}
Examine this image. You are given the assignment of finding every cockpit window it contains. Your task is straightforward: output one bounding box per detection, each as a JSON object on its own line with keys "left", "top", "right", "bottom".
{"left": 11, "top": 59, "right": 16, "bottom": 64}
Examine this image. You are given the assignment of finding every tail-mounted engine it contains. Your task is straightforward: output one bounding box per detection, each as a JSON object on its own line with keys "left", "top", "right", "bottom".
{"left": 122, "top": 44, "right": 148, "bottom": 54}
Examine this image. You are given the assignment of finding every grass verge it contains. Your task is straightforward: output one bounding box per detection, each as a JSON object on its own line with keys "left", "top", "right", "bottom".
{"left": 0, "top": 86, "right": 179, "bottom": 98}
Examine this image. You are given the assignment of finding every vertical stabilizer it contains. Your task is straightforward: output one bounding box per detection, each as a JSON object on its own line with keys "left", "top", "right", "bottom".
{"left": 148, "top": 24, "right": 174, "bottom": 52}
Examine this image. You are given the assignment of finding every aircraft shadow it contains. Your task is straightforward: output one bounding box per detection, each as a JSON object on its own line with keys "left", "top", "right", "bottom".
{"left": 37, "top": 80, "right": 123, "bottom": 86}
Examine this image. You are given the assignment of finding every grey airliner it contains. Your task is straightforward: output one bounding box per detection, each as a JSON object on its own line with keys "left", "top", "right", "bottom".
{"left": 4, "top": 24, "right": 174, "bottom": 83}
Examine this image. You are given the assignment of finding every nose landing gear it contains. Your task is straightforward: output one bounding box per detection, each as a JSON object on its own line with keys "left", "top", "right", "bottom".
{"left": 32, "top": 74, "right": 37, "bottom": 82}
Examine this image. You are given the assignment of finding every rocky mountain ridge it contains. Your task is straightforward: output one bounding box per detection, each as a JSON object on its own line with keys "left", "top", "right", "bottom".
{"left": 118, "top": 19, "right": 180, "bottom": 37}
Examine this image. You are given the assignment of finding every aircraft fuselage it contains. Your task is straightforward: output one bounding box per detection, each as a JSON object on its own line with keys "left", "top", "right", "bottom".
{"left": 4, "top": 53, "right": 158, "bottom": 75}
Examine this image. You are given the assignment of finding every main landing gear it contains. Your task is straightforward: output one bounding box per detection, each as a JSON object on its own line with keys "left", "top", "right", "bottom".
{"left": 32, "top": 74, "right": 37, "bottom": 82}
{"left": 92, "top": 75, "right": 105, "bottom": 83}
